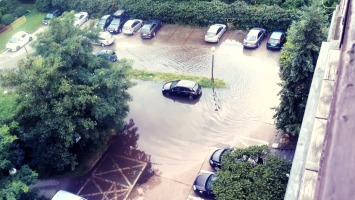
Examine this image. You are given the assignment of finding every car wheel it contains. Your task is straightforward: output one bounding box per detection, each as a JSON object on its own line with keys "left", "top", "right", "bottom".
{"left": 119, "top": 28, "right": 122, "bottom": 33}
{"left": 188, "top": 95, "right": 194, "bottom": 100}
{"left": 29, "top": 37, "right": 33, "bottom": 41}
{"left": 257, "top": 42, "right": 260, "bottom": 47}
{"left": 153, "top": 32, "right": 156, "bottom": 37}
{"left": 214, "top": 166, "right": 221, "bottom": 171}
{"left": 101, "top": 43, "right": 106, "bottom": 47}
{"left": 16, "top": 46, "right": 20, "bottom": 51}
{"left": 217, "top": 38, "right": 220, "bottom": 43}
{"left": 164, "top": 91, "right": 170, "bottom": 96}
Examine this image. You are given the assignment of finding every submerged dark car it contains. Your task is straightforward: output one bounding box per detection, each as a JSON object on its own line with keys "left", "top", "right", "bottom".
{"left": 162, "top": 80, "right": 202, "bottom": 100}
{"left": 209, "top": 148, "right": 234, "bottom": 171}
{"left": 266, "top": 30, "right": 287, "bottom": 50}
{"left": 93, "top": 50, "right": 117, "bottom": 62}
{"left": 193, "top": 172, "right": 216, "bottom": 198}
{"left": 140, "top": 19, "right": 163, "bottom": 39}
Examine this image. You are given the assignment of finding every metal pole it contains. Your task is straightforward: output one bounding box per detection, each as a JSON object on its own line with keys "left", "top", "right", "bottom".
{"left": 211, "top": 53, "right": 214, "bottom": 82}
{"left": 211, "top": 46, "right": 215, "bottom": 82}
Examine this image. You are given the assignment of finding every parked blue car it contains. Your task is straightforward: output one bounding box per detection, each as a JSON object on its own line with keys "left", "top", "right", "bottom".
{"left": 93, "top": 50, "right": 118, "bottom": 62}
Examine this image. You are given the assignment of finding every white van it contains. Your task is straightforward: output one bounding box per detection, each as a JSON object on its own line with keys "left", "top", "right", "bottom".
{"left": 51, "top": 190, "right": 87, "bottom": 200}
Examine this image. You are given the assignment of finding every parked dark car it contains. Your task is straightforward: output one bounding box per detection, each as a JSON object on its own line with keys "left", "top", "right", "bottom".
{"left": 266, "top": 30, "right": 287, "bottom": 50}
{"left": 93, "top": 50, "right": 117, "bottom": 62}
{"left": 43, "top": 9, "right": 61, "bottom": 25}
{"left": 96, "top": 15, "right": 113, "bottom": 31}
{"left": 162, "top": 80, "right": 202, "bottom": 100}
{"left": 243, "top": 28, "right": 266, "bottom": 48}
{"left": 209, "top": 148, "right": 234, "bottom": 171}
{"left": 193, "top": 172, "right": 216, "bottom": 198}
{"left": 140, "top": 19, "right": 163, "bottom": 39}
{"left": 107, "top": 9, "right": 130, "bottom": 34}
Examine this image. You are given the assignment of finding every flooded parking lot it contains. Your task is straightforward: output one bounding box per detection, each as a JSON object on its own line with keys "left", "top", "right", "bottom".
{"left": 103, "top": 25, "right": 282, "bottom": 199}
{"left": 1, "top": 24, "right": 282, "bottom": 199}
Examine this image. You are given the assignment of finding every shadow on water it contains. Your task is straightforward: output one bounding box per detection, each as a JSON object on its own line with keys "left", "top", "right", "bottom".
{"left": 163, "top": 94, "right": 201, "bottom": 105}
{"left": 109, "top": 118, "right": 155, "bottom": 184}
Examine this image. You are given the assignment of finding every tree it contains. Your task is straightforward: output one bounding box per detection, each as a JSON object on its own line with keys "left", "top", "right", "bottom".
{"left": 0, "top": 12, "right": 134, "bottom": 172}
{"left": 0, "top": 124, "right": 38, "bottom": 200}
{"left": 273, "top": 6, "right": 327, "bottom": 136}
{"left": 213, "top": 145, "right": 291, "bottom": 200}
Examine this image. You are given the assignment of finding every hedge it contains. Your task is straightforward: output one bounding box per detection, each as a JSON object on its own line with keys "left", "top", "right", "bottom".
{"left": 119, "top": 0, "right": 297, "bottom": 31}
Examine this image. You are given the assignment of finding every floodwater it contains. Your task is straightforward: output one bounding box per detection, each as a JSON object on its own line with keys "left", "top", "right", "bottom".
{"left": 107, "top": 26, "right": 282, "bottom": 199}
{"left": 0, "top": 24, "right": 282, "bottom": 199}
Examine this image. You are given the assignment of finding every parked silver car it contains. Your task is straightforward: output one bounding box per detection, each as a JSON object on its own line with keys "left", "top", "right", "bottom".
{"left": 123, "top": 19, "right": 143, "bottom": 35}
{"left": 204, "top": 24, "right": 227, "bottom": 43}
{"left": 73, "top": 12, "right": 89, "bottom": 27}
{"left": 243, "top": 28, "right": 266, "bottom": 48}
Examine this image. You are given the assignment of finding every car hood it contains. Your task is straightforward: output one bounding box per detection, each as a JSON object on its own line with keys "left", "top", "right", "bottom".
{"left": 108, "top": 24, "right": 118, "bottom": 29}
{"left": 194, "top": 173, "right": 211, "bottom": 191}
{"left": 162, "top": 82, "right": 172, "bottom": 90}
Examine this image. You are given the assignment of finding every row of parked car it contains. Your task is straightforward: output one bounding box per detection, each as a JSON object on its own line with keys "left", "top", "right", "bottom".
{"left": 204, "top": 24, "right": 287, "bottom": 50}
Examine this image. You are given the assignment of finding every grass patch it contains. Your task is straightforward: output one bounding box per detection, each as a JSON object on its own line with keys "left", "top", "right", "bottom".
{"left": 127, "top": 69, "right": 227, "bottom": 88}
{"left": 0, "top": 7, "right": 45, "bottom": 51}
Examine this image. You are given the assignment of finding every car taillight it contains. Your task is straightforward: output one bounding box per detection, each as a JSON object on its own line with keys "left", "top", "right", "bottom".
{"left": 278, "top": 39, "right": 281, "bottom": 43}
{"left": 268, "top": 38, "right": 270, "bottom": 42}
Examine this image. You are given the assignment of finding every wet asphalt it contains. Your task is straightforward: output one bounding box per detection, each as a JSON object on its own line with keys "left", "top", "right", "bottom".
{"left": 2, "top": 23, "right": 284, "bottom": 200}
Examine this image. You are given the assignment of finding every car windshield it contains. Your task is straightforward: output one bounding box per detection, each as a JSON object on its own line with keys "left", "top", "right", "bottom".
{"left": 206, "top": 175, "right": 217, "bottom": 190}
{"left": 74, "top": 16, "right": 80, "bottom": 21}
{"left": 46, "top": 14, "right": 53, "bottom": 18}
{"left": 111, "top": 19, "right": 120, "bottom": 25}
{"left": 269, "top": 38, "right": 279, "bottom": 44}
{"left": 141, "top": 26, "right": 150, "bottom": 33}
{"left": 246, "top": 35, "right": 256, "bottom": 41}
{"left": 192, "top": 84, "right": 199, "bottom": 91}
{"left": 9, "top": 36, "right": 19, "bottom": 43}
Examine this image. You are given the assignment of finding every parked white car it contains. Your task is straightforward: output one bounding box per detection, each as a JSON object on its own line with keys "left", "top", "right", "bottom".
{"left": 6, "top": 31, "right": 33, "bottom": 52}
{"left": 204, "top": 24, "right": 227, "bottom": 43}
{"left": 52, "top": 190, "right": 87, "bottom": 200}
{"left": 122, "top": 19, "right": 143, "bottom": 35}
{"left": 73, "top": 12, "right": 89, "bottom": 27}
{"left": 91, "top": 32, "right": 115, "bottom": 47}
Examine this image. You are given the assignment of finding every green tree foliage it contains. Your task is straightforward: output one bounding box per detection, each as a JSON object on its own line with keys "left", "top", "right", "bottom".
{"left": 1, "top": 13, "right": 15, "bottom": 25}
{"left": 273, "top": 6, "right": 327, "bottom": 136}
{"left": 0, "top": 12, "right": 134, "bottom": 172}
{"left": 35, "top": 0, "right": 52, "bottom": 12}
{"left": 0, "top": 125, "right": 38, "bottom": 200}
{"left": 213, "top": 145, "right": 291, "bottom": 200}
{"left": 15, "top": 6, "right": 27, "bottom": 17}
{"left": 0, "top": 88, "right": 20, "bottom": 124}
{"left": 120, "top": 0, "right": 296, "bottom": 30}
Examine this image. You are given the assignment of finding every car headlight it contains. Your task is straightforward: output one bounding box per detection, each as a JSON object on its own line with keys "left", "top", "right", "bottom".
{"left": 209, "top": 160, "right": 213, "bottom": 164}
{"left": 193, "top": 185, "right": 196, "bottom": 191}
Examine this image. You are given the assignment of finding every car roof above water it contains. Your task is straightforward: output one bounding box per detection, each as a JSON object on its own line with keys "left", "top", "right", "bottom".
{"left": 176, "top": 80, "right": 197, "bottom": 88}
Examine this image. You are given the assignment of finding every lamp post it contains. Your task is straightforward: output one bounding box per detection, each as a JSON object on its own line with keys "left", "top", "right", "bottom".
{"left": 211, "top": 46, "right": 215, "bottom": 82}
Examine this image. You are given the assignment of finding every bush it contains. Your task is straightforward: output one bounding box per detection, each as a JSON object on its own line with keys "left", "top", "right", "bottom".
{"left": 120, "top": 0, "right": 297, "bottom": 31}
{"left": 1, "top": 14, "right": 15, "bottom": 25}
{"left": 35, "top": 0, "right": 52, "bottom": 12}
{"left": 15, "top": 6, "right": 27, "bottom": 17}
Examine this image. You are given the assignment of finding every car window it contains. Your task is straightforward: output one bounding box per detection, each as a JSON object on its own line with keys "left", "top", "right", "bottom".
{"left": 216, "top": 27, "right": 222, "bottom": 34}
{"left": 257, "top": 32, "right": 262, "bottom": 38}
{"left": 132, "top": 22, "right": 138, "bottom": 27}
